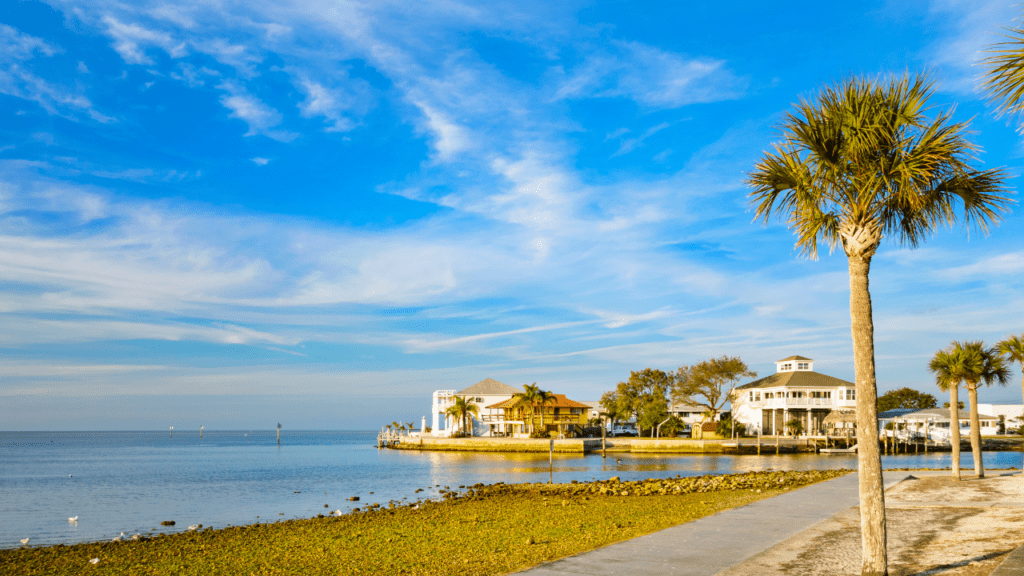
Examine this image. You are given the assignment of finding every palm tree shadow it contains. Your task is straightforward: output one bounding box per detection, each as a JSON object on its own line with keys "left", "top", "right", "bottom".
{"left": 907, "top": 550, "right": 1010, "bottom": 575}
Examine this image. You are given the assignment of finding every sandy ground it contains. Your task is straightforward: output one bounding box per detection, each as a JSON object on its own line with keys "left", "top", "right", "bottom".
{"left": 718, "top": 471, "right": 1024, "bottom": 576}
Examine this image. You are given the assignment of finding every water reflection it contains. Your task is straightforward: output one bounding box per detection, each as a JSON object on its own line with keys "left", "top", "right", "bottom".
{"left": 3, "top": 430, "right": 1021, "bottom": 549}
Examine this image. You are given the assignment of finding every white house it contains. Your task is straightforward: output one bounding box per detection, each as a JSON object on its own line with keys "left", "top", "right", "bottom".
{"left": 976, "top": 404, "right": 1024, "bottom": 431}
{"left": 430, "top": 378, "right": 522, "bottom": 437}
{"left": 732, "top": 356, "right": 857, "bottom": 436}
{"left": 890, "top": 408, "right": 1000, "bottom": 442}
{"left": 668, "top": 403, "right": 720, "bottom": 427}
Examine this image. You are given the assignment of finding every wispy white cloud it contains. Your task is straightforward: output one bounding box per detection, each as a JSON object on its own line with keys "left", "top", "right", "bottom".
{"left": 612, "top": 122, "right": 670, "bottom": 156}
{"left": 0, "top": 24, "right": 114, "bottom": 123}
{"left": 553, "top": 40, "right": 747, "bottom": 108}
{"left": 216, "top": 80, "right": 297, "bottom": 141}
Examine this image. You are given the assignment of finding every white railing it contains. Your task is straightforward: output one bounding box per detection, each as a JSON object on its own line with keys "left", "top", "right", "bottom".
{"left": 751, "top": 397, "right": 835, "bottom": 408}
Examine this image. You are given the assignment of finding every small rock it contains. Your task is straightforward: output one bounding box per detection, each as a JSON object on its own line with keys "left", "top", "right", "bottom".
{"left": 160, "top": 521, "right": 175, "bottom": 526}
{"left": 526, "top": 536, "right": 535, "bottom": 545}
{"left": 324, "top": 504, "right": 329, "bottom": 508}
{"left": 349, "top": 496, "right": 360, "bottom": 501}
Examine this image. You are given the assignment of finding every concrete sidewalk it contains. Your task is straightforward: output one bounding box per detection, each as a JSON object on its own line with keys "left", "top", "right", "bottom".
{"left": 514, "top": 471, "right": 881, "bottom": 576}
{"left": 514, "top": 470, "right": 1024, "bottom": 576}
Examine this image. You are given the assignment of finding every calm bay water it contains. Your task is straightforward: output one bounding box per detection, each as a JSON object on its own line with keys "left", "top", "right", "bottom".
{"left": 2, "top": 430, "right": 1021, "bottom": 549}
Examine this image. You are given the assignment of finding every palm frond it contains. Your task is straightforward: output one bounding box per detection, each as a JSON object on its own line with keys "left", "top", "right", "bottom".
{"left": 981, "top": 25, "right": 1024, "bottom": 127}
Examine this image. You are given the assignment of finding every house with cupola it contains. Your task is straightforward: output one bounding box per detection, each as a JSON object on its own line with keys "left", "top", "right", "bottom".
{"left": 731, "top": 356, "right": 858, "bottom": 436}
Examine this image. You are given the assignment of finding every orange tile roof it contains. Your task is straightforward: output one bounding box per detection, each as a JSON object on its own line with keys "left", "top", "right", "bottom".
{"left": 486, "top": 393, "right": 590, "bottom": 410}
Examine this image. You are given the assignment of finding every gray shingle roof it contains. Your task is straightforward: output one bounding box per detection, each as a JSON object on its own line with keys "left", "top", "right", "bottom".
{"left": 900, "top": 408, "right": 997, "bottom": 421}
{"left": 736, "top": 370, "right": 853, "bottom": 390}
{"left": 777, "top": 355, "right": 813, "bottom": 362}
{"left": 456, "top": 378, "right": 521, "bottom": 396}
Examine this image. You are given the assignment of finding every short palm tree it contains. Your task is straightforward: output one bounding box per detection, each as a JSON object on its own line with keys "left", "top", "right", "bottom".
{"left": 997, "top": 334, "right": 1024, "bottom": 411}
{"left": 512, "top": 383, "right": 542, "bottom": 434}
{"left": 958, "top": 341, "right": 1010, "bottom": 478}
{"left": 929, "top": 345, "right": 970, "bottom": 480}
{"left": 747, "top": 74, "right": 1011, "bottom": 576}
{"left": 534, "top": 389, "right": 556, "bottom": 434}
{"left": 445, "top": 396, "right": 479, "bottom": 437}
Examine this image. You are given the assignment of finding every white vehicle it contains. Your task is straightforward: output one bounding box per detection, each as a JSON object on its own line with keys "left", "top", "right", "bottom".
{"left": 611, "top": 425, "right": 637, "bottom": 437}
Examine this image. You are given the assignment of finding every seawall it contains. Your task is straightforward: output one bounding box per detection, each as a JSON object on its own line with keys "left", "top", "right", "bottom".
{"left": 392, "top": 437, "right": 730, "bottom": 454}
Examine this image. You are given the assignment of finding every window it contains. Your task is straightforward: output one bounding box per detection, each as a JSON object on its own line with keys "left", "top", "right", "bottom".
{"left": 845, "top": 389, "right": 855, "bottom": 400}
{"left": 475, "top": 397, "right": 483, "bottom": 402}
{"left": 782, "top": 363, "right": 792, "bottom": 370}
{"left": 797, "top": 362, "right": 809, "bottom": 370}
{"left": 755, "top": 392, "right": 761, "bottom": 401}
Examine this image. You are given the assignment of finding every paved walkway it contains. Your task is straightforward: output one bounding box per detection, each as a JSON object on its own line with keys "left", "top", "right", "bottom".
{"left": 514, "top": 472, "right": 894, "bottom": 576}
{"left": 515, "top": 471, "right": 1024, "bottom": 576}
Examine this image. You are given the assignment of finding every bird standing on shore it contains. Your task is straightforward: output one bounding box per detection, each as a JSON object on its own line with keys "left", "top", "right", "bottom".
{"left": 68, "top": 516, "right": 78, "bottom": 523}
{"left": 19, "top": 538, "right": 29, "bottom": 545}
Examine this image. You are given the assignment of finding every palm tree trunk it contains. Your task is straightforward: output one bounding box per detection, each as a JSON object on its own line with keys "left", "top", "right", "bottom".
{"left": 848, "top": 255, "right": 888, "bottom": 576}
{"left": 968, "top": 384, "right": 984, "bottom": 478}
{"left": 950, "top": 385, "right": 961, "bottom": 481}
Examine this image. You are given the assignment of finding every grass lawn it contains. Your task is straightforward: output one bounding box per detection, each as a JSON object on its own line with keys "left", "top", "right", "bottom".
{"left": 1, "top": 469, "right": 848, "bottom": 576}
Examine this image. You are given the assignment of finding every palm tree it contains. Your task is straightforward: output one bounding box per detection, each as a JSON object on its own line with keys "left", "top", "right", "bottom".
{"left": 534, "top": 389, "right": 556, "bottom": 435}
{"left": 982, "top": 21, "right": 1024, "bottom": 128}
{"left": 512, "top": 383, "right": 542, "bottom": 434}
{"left": 445, "top": 396, "right": 479, "bottom": 437}
{"left": 747, "top": 74, "right": 1011, "bottom": 576}
{"left": 959, "top": 341, "right": 1010, "bottom": 478}
{"left": 997, "top": 334, "right": 1024, "bottom": 414}
{"left": 405, "top": 422, "right": 416, "bottom": 436}
{"left": 929, "top": 345, "right": 969, "bottom": 480}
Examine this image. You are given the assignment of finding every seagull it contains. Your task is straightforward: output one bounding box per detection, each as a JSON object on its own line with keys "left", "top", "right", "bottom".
{"left": 187, "top": 525, "right": 198, "bottom": 531}
{"left": 68, "top": 474, "right": 72, "bottom": 478}
{"left": 89, "top": 558, "right": 99, "bottom": 565}
{"left": 332, "top": 509, "right": 343, "bottom": 516}
{"left": 19, "top": 538, "right": 29, "bottom": 545}
{"left": 111, "top": 536, "right": 122, "bottom": 542}
{"left": 131, "top": 534, "right": 141, "bottom": 541}
{"left": 68, "top": 516, "right": 78, "bottom": 523}
{"left": 411, "top": 504, "right": 420, "bottom": 510}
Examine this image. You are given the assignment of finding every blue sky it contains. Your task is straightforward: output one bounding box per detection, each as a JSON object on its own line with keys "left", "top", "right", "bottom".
{"left": 1, "top": 0, "right": 1023, "bottom": 430}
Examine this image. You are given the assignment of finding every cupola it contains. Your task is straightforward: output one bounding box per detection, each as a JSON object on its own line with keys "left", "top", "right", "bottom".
{"left": 776, "top": 356, "right": 813, "bottom": 373}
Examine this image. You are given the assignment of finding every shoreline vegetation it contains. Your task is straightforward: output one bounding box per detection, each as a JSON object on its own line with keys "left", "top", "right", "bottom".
{"left": 2, "top": 470, "right": 847, "bottom": 576}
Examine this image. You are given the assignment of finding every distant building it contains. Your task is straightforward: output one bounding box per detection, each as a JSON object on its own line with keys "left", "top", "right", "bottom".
{"left": 892, "top": 408, "right": 1000, "bottom": 441}
{"left": 668, "top": 403, "right": 720, "bottom": 427}
{"left": 731, "top": 356, "right": 857, "bottom": 435}
{"left": 430, "top": 378, "right": 521, "bottom": 437}
{"left": 487, "top": 394, "right": 591, "bottom": 437}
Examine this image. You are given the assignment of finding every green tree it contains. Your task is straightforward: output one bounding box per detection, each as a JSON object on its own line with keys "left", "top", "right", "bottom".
{"left": 943, "top": 401, "right": 965, "bottom": 410}
{"left": 445, "top": 396, "right": 479, "bottom": 438}
{"left": 997, "top": 334, "right": 1024, "bottom": 409}
{"left": 747, "top": 74, "right": 1011, "bottom": 576}
{"left": 876, "top": 388, "right": 938, "bottom": 412}
{"left": 608, "top": 369, "right": 672, "bottom": 437}
{"left": 672, "top": 356, "right": 757, "bottom": 426}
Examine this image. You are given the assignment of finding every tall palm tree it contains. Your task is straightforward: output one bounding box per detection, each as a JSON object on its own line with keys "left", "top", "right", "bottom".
{"left": 747, "top": 74, "right": 1011, "bottom": 576}
{"left": 445, "top": 396, "right": 479, "bottom": 437}
{"left": 997, "top": 334, "right": 1024, "bottom": 414}
{"left": 958, "top": 341, "right": 1010, "bottom": 478}
{"left": 929, "top": 345, "right": 969, "bottom": 480}
{"left": 512, "top": 383, "right": 542, "bottom": 434}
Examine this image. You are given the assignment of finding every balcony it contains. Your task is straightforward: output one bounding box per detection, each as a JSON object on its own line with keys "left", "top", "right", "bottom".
{"left": 751, "top": 397, "right": 836, "bottom": 408}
